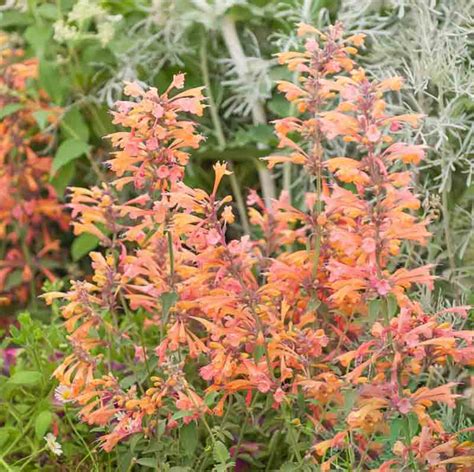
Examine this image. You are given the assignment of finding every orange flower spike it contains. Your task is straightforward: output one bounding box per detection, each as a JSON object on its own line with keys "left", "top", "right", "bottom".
{"left": 107, "top": 75, "right": 204, "bottom": 191}
{"left": 0, "top": 39, "right": 66, "bottom": 306}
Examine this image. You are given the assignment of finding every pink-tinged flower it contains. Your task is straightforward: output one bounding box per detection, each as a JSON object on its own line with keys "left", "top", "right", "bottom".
{"left": 371, "top": 277, "right": 391, "bottom": 296}
{"left": 156, "top": 165, "right": 169, "bottom": 179}
{"left": 1, "top": 347, "right": 18, "bottom": 374}
{"left": 366, "top": 124, "right": 381, "bottom": 142}
{"left": 362, "top": 237, "right": 376, "bottom": 254}
{"left": 134, "top": 345, "right": 146, "bottom": 362}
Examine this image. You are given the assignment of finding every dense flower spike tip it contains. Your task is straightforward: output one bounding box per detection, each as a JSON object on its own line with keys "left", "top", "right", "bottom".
{"left": 106, "top": 73, "right": 205, "bottom": 191}
{"left": 46, "top": 25, "right": 474, "bottom": 469}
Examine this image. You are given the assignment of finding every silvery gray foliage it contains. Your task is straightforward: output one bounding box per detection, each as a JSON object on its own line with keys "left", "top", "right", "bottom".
{"left": 220, "top": 31, "right": 274, "bottom": 118}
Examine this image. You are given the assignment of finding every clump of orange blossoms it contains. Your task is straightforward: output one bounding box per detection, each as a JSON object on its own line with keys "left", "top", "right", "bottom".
{"left": 45, "top": 23, "right": 473, "bottom": 469}
{"left": 0, "top": 34, "right": 67, "bottom": 309}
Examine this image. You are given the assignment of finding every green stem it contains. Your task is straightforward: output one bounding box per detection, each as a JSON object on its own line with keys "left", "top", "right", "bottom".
{"left": 0, "top": 414, "right": 35, "bottom": 460}
{"left": 0, "top": 457, "right": 14, "bottom": 472}
{"left": 167, "top": 230, "right": 175, "bottom": 285}
{"left": 404, "top": 416, "right": 418, "bottom": 471}
{"left": 64, "top": 406, "right": 99, "bottom": 470}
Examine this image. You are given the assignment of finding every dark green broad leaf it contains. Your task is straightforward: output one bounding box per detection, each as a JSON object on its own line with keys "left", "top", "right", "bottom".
{"left": 71, "top": 233, "right": 100, "bottom": 261}
{"left": 52, "top": 139, "right": 90, "bottom": 175}
{"left": 389, "top": 417, "right": 404, "bottom": 444}
{"left": 180, "top": 422, "right": 198, "bottom": 457}
{"left": 50, "top": 161, "right": 75, "bottom": 196}
{"left": 60, "top": 106, "right": 90, "bottom": 142}
{"left": 35, "top": 410, "right": 53, "bottom": 439}
{"left": 268, "top": 94, "right": 291, "bottom": 118}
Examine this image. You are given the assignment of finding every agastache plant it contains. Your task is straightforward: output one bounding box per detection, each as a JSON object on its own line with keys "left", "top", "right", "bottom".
{"left": 0, "top": 34, "right": 68, "bottom": 310}
{"left": 44, "top": 23, "right": 473, "bottom": 469}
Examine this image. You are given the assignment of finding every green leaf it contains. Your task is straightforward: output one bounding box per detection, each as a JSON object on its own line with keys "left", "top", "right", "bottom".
{"left": 343, "top": 388, "right": 357, "bottom": 413}
{"left": 386, "top": 294, "right": 398, "bottom": 317}
{"left": 118, "top": 451, "right": 134, "bottom": 472}
{"left": 0, "top": 103, "right": 23, "bottom": 120}
{"left": 0, "top": 10, "right": 33, "bottom": 27}
{"left": 253, "top": 344, "right": 265, "bottom": 362}
{"left": 60, "top": 107, "right": 90, "bottom": 142}
{"left": 50, "top": 161, "right": 75, "bottom": 196}
{"left": 39, "top": 61, "right": 68, "bottom": 104}
{"left": 33, "top": 110, "right": 50, "bottom": 130}
{"left": 213, "top": 440, "right": 230, "bottom": 465}
{"left": 171, "top": 410, "right": 193, "bottom": 421}
{"left": 119, "top": 374, "right": 138, "bottom": 390}
{"left": 0, "top": 428, "right": 10, "bottom": 449}
{"left": 38, "top": 4, "right": 59, "bottom": 20}
{"left": 8, "top": 371, "right": 42, "bottom": 386}
{"left": 52, "top": 139, "right": 90, "bottom": 175}
{"left": 88, "top": 103, "right": 114, "bottom": 138}
{"left": 35, "top": 410, "right": 53, "bottom": 439}
{"left": 268, "top": 95, "right": 291, "bottom": 118}
{"left": 160, "top": 292, "right": 178, "bottom": 325}
{"left": 4, "top": 269, "right": 23, "bottom": 291}
{"left": 24, "top": 25, "right": 51, "bottom": 58}
{"left": 368, "top": 299, "right": 381, "bottom": 323}
{"left": 234, "top": 124, "right": 275, "bottom": 147}
{"left": 136, "top": 457, "right": 157, "bottom": 468}
{"left": 71, "top": 233, "right": 100, "bottom": 261}
{"left": 180, "top": 422, "right": 198, "bottom": 457}
{"left": 389, "top": 417, "right": 403, "bottom": 444}
{"left": 407, "top": 412, "right": 419, "bottom": 435}
{"left": 204, "top": 391, "right": 218, "bottom": 407}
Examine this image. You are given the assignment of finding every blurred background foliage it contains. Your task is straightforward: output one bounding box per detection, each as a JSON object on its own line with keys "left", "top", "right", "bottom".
{"left": 0, "top": 0, "right": 471, "bottom": 311}
{"left": 0, "top": 0, "right": 472, "bottom": 466}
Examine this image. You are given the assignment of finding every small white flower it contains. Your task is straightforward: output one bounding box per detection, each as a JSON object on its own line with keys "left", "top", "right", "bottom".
{"left": 44, "top": 433, "right": 63, "bottom": 456}
{"left": 68, "top": 0, "right": 105, "bottom": 22}
{"left": 97, "top": 21, "right": 115, "bottom": 47}
{"left": 54, "top": 384, "right": 73, "bottom": 404}
{"left": 53, "top": 20, "right": 79, "bottom": 43}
